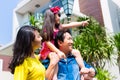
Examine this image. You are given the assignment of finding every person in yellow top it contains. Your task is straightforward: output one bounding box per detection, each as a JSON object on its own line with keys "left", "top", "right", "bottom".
{"left": 9, "top": 25, "right": 59, "bottom": 80}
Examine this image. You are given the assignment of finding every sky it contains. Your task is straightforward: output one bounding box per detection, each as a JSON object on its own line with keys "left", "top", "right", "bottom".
{"left": 0, "top": 0, "right": 18, "bottom": 46}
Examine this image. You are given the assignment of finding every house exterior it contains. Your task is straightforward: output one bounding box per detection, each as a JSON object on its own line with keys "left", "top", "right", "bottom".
{"left": 0, "top": 0, "right": 120, "bottom": 80}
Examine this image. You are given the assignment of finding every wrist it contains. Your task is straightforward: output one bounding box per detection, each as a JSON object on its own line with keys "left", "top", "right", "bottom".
{"left": 88, "top": 68, "right": 95, "bottom": 77}
{"left": 82, "top": 21, "right": 85, "bottom": 26}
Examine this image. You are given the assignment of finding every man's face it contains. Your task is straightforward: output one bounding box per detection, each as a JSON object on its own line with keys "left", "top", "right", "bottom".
{"left": 60, "top": 32, "right": 73, "bottom": 53}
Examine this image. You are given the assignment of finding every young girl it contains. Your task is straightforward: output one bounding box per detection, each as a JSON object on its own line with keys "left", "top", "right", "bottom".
{"left": 40, "top": 6, "right": 89, "bottom": 80}
{"left": 9, "top": 25, "right": 59, "bottom": 80}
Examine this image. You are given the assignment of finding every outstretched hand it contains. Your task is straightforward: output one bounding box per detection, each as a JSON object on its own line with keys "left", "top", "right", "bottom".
{"left": 82, "top": 19, "right": 89, "bottom": 27}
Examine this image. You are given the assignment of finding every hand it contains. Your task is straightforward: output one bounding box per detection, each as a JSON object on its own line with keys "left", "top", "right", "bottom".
{"left": 80, "top": 68, "right": 96, "bottom": 80}
{"left": 71, "top": 49, "right": 80, "bottom": 57}
{"left": 52, "top": 75, "right": 58, "bottom": 80}
{"left": 82, "top": 20, "right": 89, "bottom": 26}
{"left": 49, "top": 52, "right": 60, "bottom": 66}
{"left": 57, "top": 51, "right": 66, "bottom": 59}
{"left": 80, "top": 67, "right": 90, "bottom": 74}
{"left": 88, "top": 68, "right": 95, "bottom": 77}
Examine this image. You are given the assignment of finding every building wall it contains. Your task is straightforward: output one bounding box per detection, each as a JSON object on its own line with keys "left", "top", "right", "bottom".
{"left": 79, "top": 0, "right": 104, "bottom": 25}
{"left": 100, "top": 0, "right": 120, "bottom": 80}
{"left": 0, "top": 71, "right": 13, "bottom": 80}
{"left": 0, "top": 55, "right": 11, "bottom": 71}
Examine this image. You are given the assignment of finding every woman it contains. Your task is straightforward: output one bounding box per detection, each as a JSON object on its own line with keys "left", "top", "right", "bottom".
{"left": 9, "top": 25, "right": 59, "bottom": 80}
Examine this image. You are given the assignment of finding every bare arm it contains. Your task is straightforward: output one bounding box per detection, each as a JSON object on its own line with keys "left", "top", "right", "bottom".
{"left": 72, "top": 49, "right": 92, "bottom": 74}
{"left": 72, "top": 49, "right": 85, "bottom": 68}
{"left": 46, "top": 64, "right": 56, "bottom": 80}
{"left": 45, "top": 53, "right": 59, "bottom": 80}
{"left": 60, "top": 20, "right": 89, "bottom": 30}
{"left": 46, "top": 41, "right": 66, "bottom": 58}
{"left": 46, "top": 41, "right": 60, "bottom": 53}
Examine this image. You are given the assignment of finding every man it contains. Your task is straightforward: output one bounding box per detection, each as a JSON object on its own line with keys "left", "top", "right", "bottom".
{"left": 54, "top": 30, "right": 96, "bottom": 80}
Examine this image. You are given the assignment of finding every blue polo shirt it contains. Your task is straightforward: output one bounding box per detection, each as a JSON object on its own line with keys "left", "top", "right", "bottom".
{"left": 41, "top": 54, "right": 96, "bottom": 80}
{"left": 57, "top": 54, "right": 80, "bottom": 80}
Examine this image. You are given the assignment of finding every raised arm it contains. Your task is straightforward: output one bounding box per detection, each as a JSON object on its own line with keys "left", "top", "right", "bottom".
{"left": 60, "top": 20, "right": 89, "bottom": 30}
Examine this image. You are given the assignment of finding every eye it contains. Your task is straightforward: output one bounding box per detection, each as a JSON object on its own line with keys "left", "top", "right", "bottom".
{"left": 58, "top": 13, "right": 61, "bottom": 17}
{"left": 36, "top": 34, "right": 40, "bottom": 38}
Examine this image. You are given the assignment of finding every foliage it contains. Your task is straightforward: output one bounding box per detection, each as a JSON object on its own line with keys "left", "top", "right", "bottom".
{"left": 95, "top": 68, "right": 115, "bottom": 80}
{"left": 113, "top": 32, "right": 120, "bottom": 69}
{"left": 113, "top": 33, "right": 120, "bottom": 55}
{"left": 29, "top": 13, "right": 44, "bottom": 54}
{"left": 29, "top": 13, "right": 43, "bottom": 30}
{"left": 73, "top": 17, "right": 114, "bottom": 68}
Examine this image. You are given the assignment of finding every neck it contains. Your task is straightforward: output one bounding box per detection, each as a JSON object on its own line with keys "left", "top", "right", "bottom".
{"left": 30, "top": 52, "right": 35, "bottom": 58}
{"left": 60, "top": 49, "right": 69, "bottom": 56}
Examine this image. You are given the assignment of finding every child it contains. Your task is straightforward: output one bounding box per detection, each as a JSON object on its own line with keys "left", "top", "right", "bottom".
{"left": 40, "top": 6, "right": 89, "bottom": 80}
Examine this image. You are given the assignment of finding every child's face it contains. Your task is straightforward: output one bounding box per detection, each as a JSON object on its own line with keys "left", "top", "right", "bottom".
{"left": 32, "top": 30, "right": 42, "bottom": 49}
{"left": 55, "top": 14, "right": 60, "bottom": 24}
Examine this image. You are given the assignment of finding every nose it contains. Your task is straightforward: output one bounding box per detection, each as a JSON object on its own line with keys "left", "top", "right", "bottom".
{"left": 57, "top": 16, "right": 60, "bottom": 21}
{"left": 71, "top": 39, "right": 73, "bottom": 44}
{"left": 40, "top": 36, "right": 42, "bottom": 41}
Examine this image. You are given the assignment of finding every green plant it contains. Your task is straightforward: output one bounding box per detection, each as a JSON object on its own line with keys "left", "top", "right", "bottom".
{"left": 113, "top": 33, "right": 120, "bottom": 55}
{"left": 73, "top": 17, "right": 115, "bottom": 80}
{"left": 73, "top": 17, "right": 113, "bottom": 68}
{"left": 95, "top": 68, "right": 115, "bottom": 80}
{"left": 29, "top": 13, "right": 44, "bottom": 53}
{"left": 29, "top": 13, "right": 43, "bottom": 30}
{"left": 113, "top": 33, "right": 120, "bottom": 72}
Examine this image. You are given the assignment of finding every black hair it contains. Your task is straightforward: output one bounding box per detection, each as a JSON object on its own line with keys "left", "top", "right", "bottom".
{"left": 54, "top": 29, "right": 71, "bottom": 49}
{"left": 9, "top": 25, "right": 40, "bottom": 74}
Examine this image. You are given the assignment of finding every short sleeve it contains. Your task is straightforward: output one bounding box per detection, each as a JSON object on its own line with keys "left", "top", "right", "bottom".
{"left": 14, "top": 60, "right": 28, "bottom": 80}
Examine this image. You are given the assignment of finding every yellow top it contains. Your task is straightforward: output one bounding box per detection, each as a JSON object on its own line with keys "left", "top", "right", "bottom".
{"left": 14, "top": 54, "right": 45, "bottom": 80}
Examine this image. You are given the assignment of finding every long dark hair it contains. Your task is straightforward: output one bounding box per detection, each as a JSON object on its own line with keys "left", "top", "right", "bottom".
{"left": 41, "top": 9, "right": 55, "bottom": 41}
{"left": 9, "top": 25, "right": 40, "bottom": 74}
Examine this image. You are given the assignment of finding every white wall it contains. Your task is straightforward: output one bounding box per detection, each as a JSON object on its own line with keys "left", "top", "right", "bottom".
{"left": 100, "top": 0, "right": 120, "bottom": 80}
{"left": 0, "top": 59, "right": 3, "bottom": 72}
{"left": 0, "top": 71, "right": 13, "bottom": 80}
{"left": 100, "top": 0, "right": 113, "bottom": 35}
{"left": 12, "top": 10, "right": 23, "bottom": 41}
{"left": 12, "top": 11, "right": 30, "bottom": 41}
{"left": 100, "top": 0, "right": 120, "bottom": 35}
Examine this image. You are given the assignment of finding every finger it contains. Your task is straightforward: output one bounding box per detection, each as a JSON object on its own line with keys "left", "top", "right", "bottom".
{"left": 86, "top": 19, "right": 90, "bottom": 22}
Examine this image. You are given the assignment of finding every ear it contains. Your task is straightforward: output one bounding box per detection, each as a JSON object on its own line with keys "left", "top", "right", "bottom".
{"left": 58, "top": 40, "right": 63, "bottom": 47}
